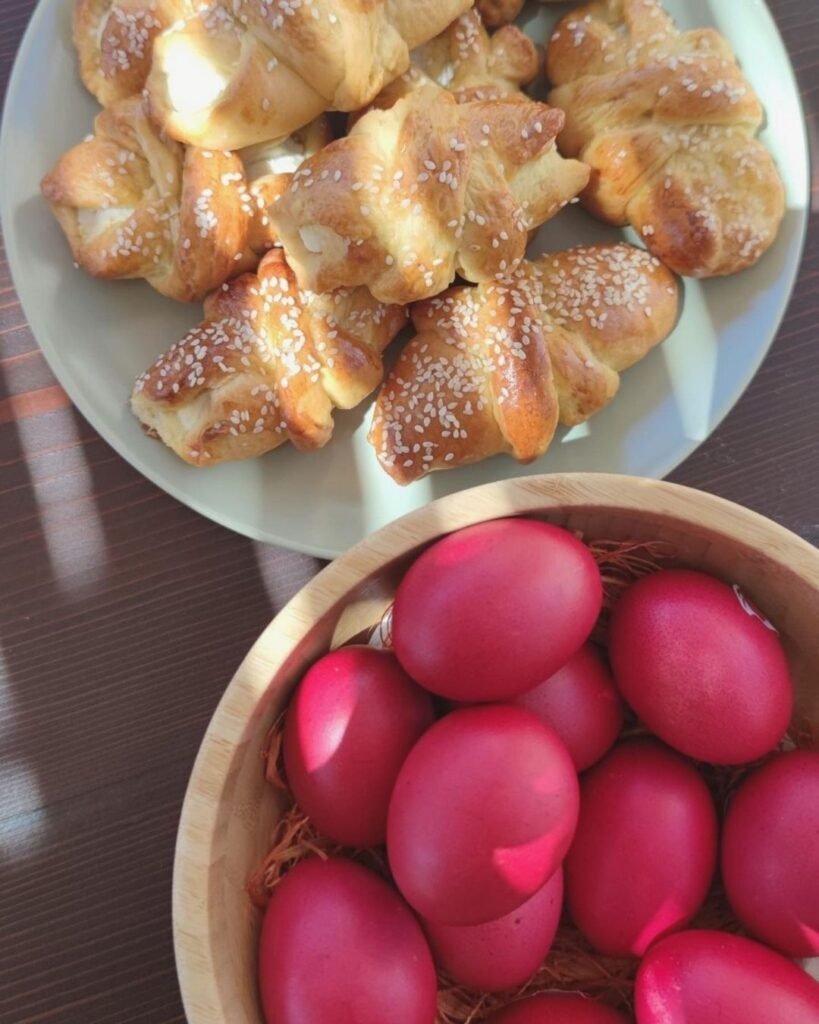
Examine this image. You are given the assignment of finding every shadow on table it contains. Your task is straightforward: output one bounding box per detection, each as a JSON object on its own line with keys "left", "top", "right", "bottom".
{"left": 0, "top": 376, "right": 321, "bottom": 1023}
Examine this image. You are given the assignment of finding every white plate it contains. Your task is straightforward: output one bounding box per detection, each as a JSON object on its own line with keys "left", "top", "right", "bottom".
{"left": 0, "top": 0, "right": 809, "bottom": 557}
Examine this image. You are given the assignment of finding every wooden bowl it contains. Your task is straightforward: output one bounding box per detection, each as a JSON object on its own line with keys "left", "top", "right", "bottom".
{"left": 172, "top": 473, "right": 819, "bottom": 1024}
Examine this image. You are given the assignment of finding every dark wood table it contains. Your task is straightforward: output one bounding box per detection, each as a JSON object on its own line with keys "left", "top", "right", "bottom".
{"left": 1, "top": 2, "right": 818, "bottom": 1021}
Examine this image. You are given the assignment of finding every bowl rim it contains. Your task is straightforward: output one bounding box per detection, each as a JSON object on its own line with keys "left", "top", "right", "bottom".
{"left": 172, "top": 472, "right": 819, "bottom": 1023}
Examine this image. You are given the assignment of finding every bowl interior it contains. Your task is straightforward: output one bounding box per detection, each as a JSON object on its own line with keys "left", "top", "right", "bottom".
{"left": 172, "top": 476, "right": 819, "bottom": 1024}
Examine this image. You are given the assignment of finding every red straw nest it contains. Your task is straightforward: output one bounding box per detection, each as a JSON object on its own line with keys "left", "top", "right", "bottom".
{"left": 247, "top": 538, "right": 814, "bottom": 1023}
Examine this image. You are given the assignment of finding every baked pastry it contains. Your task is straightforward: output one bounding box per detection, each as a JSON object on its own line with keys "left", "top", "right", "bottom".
{"left": 369, "top": 243, "right": 679, "bottom": 484}
{"left": 349, "top": 11, "right": 539, "bottom": 125}
{"left": 546, "top": 0, "right": 785, "bottom": 278}
{"left": 131, "top": 249, "right": 407, "bottom": 465}
{"left": 41, "top": 97, "right": 328, "bottom": 301}
{"left": 73, "top": 0, "right": 197, "bottom": 107}
{"left": 143, "top": 0, "right": 473, "bottom": 149}
{"left": 271, "top": 82, "right": 591, "bottom": 305}
{"left": 41, "top": 95, "right": 254, "bottom": 302}
{"left": 412, "top": 8, "right": 538, "bottom": 102}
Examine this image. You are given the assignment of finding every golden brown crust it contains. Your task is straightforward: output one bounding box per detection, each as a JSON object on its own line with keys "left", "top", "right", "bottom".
{"left": 131, "top": 249, "right": 407, "bottom": 465}
{"left": 41, "top": 95, "right": 255, "bottom": 302}
{"left": 271, "top": 82, "right": 590, "bottom": 305}
{"left": 41, "top": 99, "right": 330, "bottom": 301}
{"left": 414, "top": 9, "right": 539, "bottom": 102}
{"left": 72, "top": 0, "right": 192, "bottom": 107}
{"left": 546, "top": 0, "right": 785, "bottom": 277}
{"left": 143, "top": 0, "right": 473, "bottom": 149}
{"left": 353, "top": 11, "right": 539, "bottom": 124}
{"left": 371, "top": 284, "right": 559, "bottom": 484}
{"left": 368, "top": 243, "right": 680, "bottom": 484}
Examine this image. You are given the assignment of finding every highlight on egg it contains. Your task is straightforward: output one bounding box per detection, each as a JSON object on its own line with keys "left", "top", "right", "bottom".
{"left": 247, "top": 516, "right": 816, "bottom": 1024}
{"left": 387, "top": 704, "right": 579, "bottom": 925}
{"left": 565, "top": 738, "right": 718, "bottom": 956}
{"left": 282, "top": 645, "right": 435, "bottom": 847}
{"left": 634, "top": 929, "right": 819, "bottom": 1024}
{"left": 722, "top": 749, "right": 819, "bottom": 956}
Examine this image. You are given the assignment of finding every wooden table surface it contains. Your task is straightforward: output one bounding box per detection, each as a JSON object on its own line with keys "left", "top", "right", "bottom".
{"left": 1, "top": 2, "right": 818, "bottom": 1021}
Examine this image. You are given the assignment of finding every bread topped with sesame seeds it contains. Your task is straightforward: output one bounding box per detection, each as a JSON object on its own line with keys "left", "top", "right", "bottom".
{"left": 270, "top": 81, "right": 590, "bottom": 305}
{"left": 131, "top": 248, "right": 407, "bottom": 465}
{"left": 368, "top": 243, "right": 679, "bottom": 484}
{"left": 142, "top": 0, "right": 473, "bottom": 150}
{"left": 41, "top": 98, "right": 328, "bottom": 302}
{"left": 41, "top": 94, "right": 257, "bottom": 303}
{"left": 412, "top": 8, "right": 539, "bottom": 103}
{"left": 349, "top": 13, "right": 540, "bottom": 129}
{"left": 73, "top": 0, "right": 197, "bottom": 108}
{"left": 546, "top": 0, "right": 785, "bottom": 278}
{"left": 348, "top": 11, "right": 539, "bottom": 127}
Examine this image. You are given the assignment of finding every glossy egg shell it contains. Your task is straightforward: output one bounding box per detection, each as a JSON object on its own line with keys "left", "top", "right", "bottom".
{"left": 282, "top": 646, "right": 435, "bottom": 846}
{"left": 635, "top": 930, "right": 819, "bottom": 1024}
{"left": 258, "top": 857, "right": 437, "bottom": 1024}
{"left": 387, "top": 705, "right": 579, "bottom": 925}
{"left": 609, "top": 569, "right": 792, "bottom": 764}
{"left": 423, "top": 868, "right": 563, "bottom": 992}
{"left": 513, "top": 643, "right": 624, "bottom": 771}
{"left": 722, "top": 749, "right": 819, "bottom": 956}
{"left": 392, "top": 518, "right": 603, "bottom": 702}
{"left": 565, "top": 738, "right": 717, "bottom": 956}
{"left": 485, "top": 993, "right": 629, "bottom": 1023}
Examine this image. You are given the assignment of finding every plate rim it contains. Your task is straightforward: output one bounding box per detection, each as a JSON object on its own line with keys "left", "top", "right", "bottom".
{"left": 0, "top": 0, "right": 811, "bottom": 559}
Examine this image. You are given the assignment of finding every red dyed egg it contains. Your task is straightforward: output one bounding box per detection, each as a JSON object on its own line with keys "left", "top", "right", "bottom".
{"left": 423, "top": 868, "right": 564, "bottom": 992}
{"left": 722, "top": 749, "right": 819, "bottom": 957}
{"left": 283, "top": 646, "right": 434, "bottom": 846}
{"left": 565, "top": 738, "right": 717, "bottom": 956}
{"left": 392, "top": 519, "right": 602, "bottom": 702}
{"left": 486, "top": 993, "right": 629, "bottom": 1023}
{"left": 258, "top": 857, "right": 437, "bottom": 1024}
{"left": 609, "top": 570, "right": 792, "bottom": 764}
{"left": 514, "top": 644, "right": 624, "bottom": 771}
{"left": 387, "top": 705, "right": 579, "bottom": 925}
{"left": 635, "top": 930, "right": 819, "bottom": 1024}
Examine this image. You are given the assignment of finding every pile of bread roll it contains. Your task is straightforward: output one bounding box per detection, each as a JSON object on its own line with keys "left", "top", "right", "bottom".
{"left": 42, "top": 0, "right": 785, "bottom": 483}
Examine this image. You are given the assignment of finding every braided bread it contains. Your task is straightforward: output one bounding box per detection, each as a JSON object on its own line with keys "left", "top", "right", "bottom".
{"left": 272, "top": 82, "right": 590, "bottom": 305}
{"left": 369, "top": 243, "right": 679, "bottom": 484}
{"left": 412, "top": 8, "right": 539, "bottom": 102}
{"left": 546, "top": 0, "right": 785, "bottom": 278}
{"left": 131, "top": 249, "right": 407, "bottom": 465}
{"left": 144, "top": 0, "right": 472, "bottom": 150}
{"left": 41, "top": 95, "right": 254, "bottom": 302}
{"left": 73, "top": 0, "right": 196, "bottom": 107}
{"left": 41, "top": 97, "right": 328, "bottom": 301}
{"left": 349, "top": 12, "right": 539, "bottom": 129}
